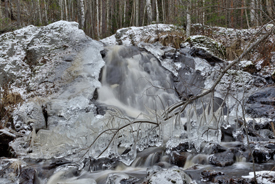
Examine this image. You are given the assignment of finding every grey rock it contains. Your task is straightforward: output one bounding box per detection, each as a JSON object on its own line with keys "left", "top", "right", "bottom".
{"left": 209, "top": 150, "right": 235, "bottom": 167}
{"left": 246, "top": 86, "right": 275, "bottom": 119}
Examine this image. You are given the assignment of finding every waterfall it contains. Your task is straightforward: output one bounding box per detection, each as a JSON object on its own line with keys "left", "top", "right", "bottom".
{"left": 98, "top": 45, "right": 179, "bottom": 117}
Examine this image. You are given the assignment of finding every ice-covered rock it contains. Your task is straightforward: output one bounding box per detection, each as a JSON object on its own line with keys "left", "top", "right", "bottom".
{"left": 1, "top": 21, "right": 105, "bottom": 160}
{"left": 184, "top": 35, "right": 226, "bottom": 61}
{"left": 242, "top": 171, "right": 275, "bottom": 184}
{"left": 145, "top": 167, "right": 195, "bottom": 184}
{"left": 246, "top": 86, "right": 275, "bottom": 119}
{"left": 101, "top": 24, "right": 178, "bottom": 46}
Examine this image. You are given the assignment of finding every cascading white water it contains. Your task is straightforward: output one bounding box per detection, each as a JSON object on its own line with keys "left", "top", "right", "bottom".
{"left": 98, "top": 45, "right": 179, "bottom": 117}
{"left": 97, "top": 45, "right": 224, "bottom": 163}
{"left": 17, "top": 44, "right": 225, "bottom": 167}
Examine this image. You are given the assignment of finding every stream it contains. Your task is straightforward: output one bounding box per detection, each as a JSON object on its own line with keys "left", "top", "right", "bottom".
{"left": 0, "top": 21, "right": 275, "bottom": 184}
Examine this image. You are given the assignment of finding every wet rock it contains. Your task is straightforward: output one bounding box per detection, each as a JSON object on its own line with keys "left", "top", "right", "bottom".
{"left": 252, "top": 149, "right": 271, "bottom": 163}
{"left": 172, "top": 53, "right": 205, "bottom": 99}
{"left": 201, "top": 170, "right": 224, "bottom": 182}
{"left": 83, "top": 156, "right": 120, "bottom": 171}
{"left": 100, "top": 49, "right": 108, "bottom": 58}
{"left": 145, "top": 167, "right": 195, "bottom": 184}
{"left": 213, "top": 176, "right": 251, "bottom": 184}
{"left": 174, "top": 68, "right": 205, "bottom": 99}
{"left": 201, "top": 143, "right": 227, "bottom": 154}
{"left": 221, "top": 125, "right": 236, "bottom": 142}
{"left": 42, "top": 158, "right": 71, "bottom": 170}
{"left": 174, "top": 54, "right": 195, "bottom": 69}
{"left": 209, "top": 150, "right": 235, "bottom": 167}
{"left": 19, "top": 167, "right": 38, "bottom": 184}
{"left": 242, "top": 63, "right": 258, "bottom": 74}
{"left": 258, "top": 129, "right": 275, "bottom": 139}
{"left": 190, "top": 154, "right": 208, "bottom": 165}
{"left": 106, "top": 173, "right": 142, "bottom": 184}
{"left": 171, "top": 142, "right": 192, "bottom": 153}
{"left": 246, "top": 86, "right": 275, "bottom": 119}
{"left": 170, "top": 151, "right": 190, "bottom": 167}
{"left": 190, "top": 47, "right": 224, "bottom": 66}
{"left": 0, "top": 128, "right": 16, "bottom": 157}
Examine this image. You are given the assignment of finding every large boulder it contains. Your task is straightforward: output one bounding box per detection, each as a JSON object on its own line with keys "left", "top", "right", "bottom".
{"left": 183, "top": 35, "right": 226, "bottom": 65}
{"left": 246, "top": 86, "right": 275, "bottom": 118}
{"left": 1, "top": 21, "right": 105, "bottom": 159}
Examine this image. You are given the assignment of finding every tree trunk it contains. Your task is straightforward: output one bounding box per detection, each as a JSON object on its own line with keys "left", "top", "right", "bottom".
{"left": 202, "top": 0, "right": 205, "bottom": 25}
{"left": 162, "top": 0, "right": 165, "bottom": 23}
{"left": 5, "top": 0, "right": 9, "bottom": 19}
{"left": 96, "top": 0, "right": 99, "bottom": 38}
{"left": 107, "top": 0, "right": 109, "bottom": 31}
{"left": 0, "top": 1, "right": 2, "bottom": 22}
{"left": 78, "top": 0, "right": 85, "bottom": 29}
{"left": 37, "top": 0, "right": 42, "bottom": 25}
{"left": 186, "top": 0, "right": 191, "bottom": 37}
{"left": 119, "top": 0, "right": 122, "bottom": 28}
{"left": 146, "top": 0, "right": 152, "bottom": 25}
{"left": 16, "top": 0, "right": 20, "bottom": 28}
{"left": 155, "top": 0, "right": 159, "bottom": 23}
{"left": 266, "top": 0, "right": 272, "bottom": 18}
{"left": 100, "top": 0, "right": 102, "bottom": 36}
{"left": 59, "top": 0, "right": 63, "bottom": 20}
{"left": 123, "top": 0, "right": 126, "bottom": 26}
{"left": 250, "top": 0, "right": 256, "bottom": 27}
{"left": 44, "top": 0, "right": 48, "bottom": 23}
{"left": 230, "top": 0, "right": 234, "bottom": 28}
{"left": 64, "top": 0, "right": 68, "bottom": 20}
{"left": 135, "top": 0, "right": 139, "bottom": 26}
{"left": 257, "top": 0, "right": 263, "bottom": 26}
{"left": 88, "top": 0, "right": 94, "bottom": 38}
{"left": 245, "top": 0, "right": 250, "bottom": 28}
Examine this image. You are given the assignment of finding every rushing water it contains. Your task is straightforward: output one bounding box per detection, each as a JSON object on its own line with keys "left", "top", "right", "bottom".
{"left": 98, "top": 45, "right": 179, "bottom": 116}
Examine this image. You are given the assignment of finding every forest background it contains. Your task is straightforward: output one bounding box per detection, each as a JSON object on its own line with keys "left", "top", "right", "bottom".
{"left": 0, "top": 0, "right": 274, "bottom": 39}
